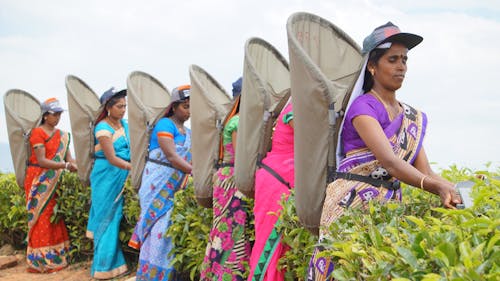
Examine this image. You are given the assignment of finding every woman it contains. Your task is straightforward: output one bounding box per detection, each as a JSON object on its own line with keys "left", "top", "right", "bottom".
{"left": 87, "top": 88, "right": 131, "bottom": 279}
{"left": 307, "top": 22, "right": 461, "bottom": 280}
{"left": 129, "top": 85, "right": 192, "bottom": 281}
{"left": 200, "top": 78, "right": 252, "bottom": 280}
{"left": 25, "top": 97, "right": 77, "bottom": 273}
{"left": 248, "top": 101, "right": 294, "bottom": 281}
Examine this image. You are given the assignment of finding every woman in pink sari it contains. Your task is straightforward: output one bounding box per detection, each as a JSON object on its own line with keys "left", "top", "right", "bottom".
{"left": 248, "top": 102, "right": 293, "bottom": 281}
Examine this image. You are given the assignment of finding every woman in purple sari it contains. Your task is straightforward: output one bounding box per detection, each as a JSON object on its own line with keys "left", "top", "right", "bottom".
{"left": 307, "top": 22, "right": 461, "bottom": 280}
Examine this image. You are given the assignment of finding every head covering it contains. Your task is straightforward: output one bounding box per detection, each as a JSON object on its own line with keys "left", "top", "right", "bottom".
{"left": 99, "top": 87, "right": 127, "bottom": 105}
{"left": 41, "top": 97, "right": 65, "bottom": 114}
{"left": 166, "top": 85, "right": 190, "bottom": 116}
{"left": 362, "top": 22, "right": 423, "bottom": 55}
{"left": 232, "top": 77, "right": 242, "bottom": 98}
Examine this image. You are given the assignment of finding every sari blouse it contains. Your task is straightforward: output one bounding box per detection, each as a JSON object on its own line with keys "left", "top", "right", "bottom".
{"left": 341, "top": 93, "right": 427, "bottom": 159}
{"left": 94, "top": 120, "right": 130, "bottom": 161}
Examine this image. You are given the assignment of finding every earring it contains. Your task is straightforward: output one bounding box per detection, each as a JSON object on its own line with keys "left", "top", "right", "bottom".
{"left": 369, "top": 69, "right": 375, "bottom": 76}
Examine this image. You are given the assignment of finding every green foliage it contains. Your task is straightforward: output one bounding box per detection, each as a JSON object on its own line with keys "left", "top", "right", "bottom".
{"left": 315, "top": 168, "right": 500, "bottom": 281}
{"left": 0, "top": 173, "right": 27, "bottom": 248}
{"left": 167, "top": 178, "right": 213, "bottom": 280}
{"left": 1, "top": 166, "right": 499, "bottom": 280}
{"left": 0, "top": 172, "right": 139, "bottom": 264}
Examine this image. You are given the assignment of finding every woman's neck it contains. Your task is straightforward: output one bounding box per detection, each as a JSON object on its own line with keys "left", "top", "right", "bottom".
{"left": 106, "top": 116, "right": 121, "bottom": 128}
{"left": 170, "top": 116, "right": 184, "bottom": 128}
{"left": 370, "top": 87, "right": 398, "bottom": 106}
{"left": 41, "top": 123, "right": 55, "bottom": 133}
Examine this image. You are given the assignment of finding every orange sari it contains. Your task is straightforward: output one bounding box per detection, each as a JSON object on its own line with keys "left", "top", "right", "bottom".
{"left": 24, "top": 127, "right": 70, "bottom": 273}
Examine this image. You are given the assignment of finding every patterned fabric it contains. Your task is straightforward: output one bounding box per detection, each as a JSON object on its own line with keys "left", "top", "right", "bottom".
{"left": 87, "top": 120, "right": 130, "bottom": 279}
{"left": 307, "top": 102, "right": 427, "bottom": 281}
{"left": 248, "top": 103, "right": 294, "bottom": 281}
{"left": 24, "top": 128, "right": 70, "bottom": 272}
{"left": 129, "top": 119, "right": 191, "bottom": 281}
{"left": 200, "top": 115, "right": 252, "bottom": 281}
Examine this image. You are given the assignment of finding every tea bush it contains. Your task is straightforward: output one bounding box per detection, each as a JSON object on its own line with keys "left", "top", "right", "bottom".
{"left": 1, "top": 166, "right": 499, "bottom": 280}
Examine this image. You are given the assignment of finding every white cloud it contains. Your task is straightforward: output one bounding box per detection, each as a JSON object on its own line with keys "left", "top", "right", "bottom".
{"left": 0, "top": 0, "right": 498, "bottom": 171}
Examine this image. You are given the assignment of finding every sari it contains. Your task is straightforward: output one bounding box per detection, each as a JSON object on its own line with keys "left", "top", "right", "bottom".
{"left": 129, "top": 117, "right": 191, "bottom": 281}
{"left": 248, "top": 103, "right": 294, "bottom": 281}
{"left": 200, "top": 115, "right": 252, "bottom": 281}
{"left": 24, "top": 127, "right": 70, "bottom": 272}
{"left": 87, "top": 120, "right": 130, "bottom": 279}
{"left": 307, "top": 94, "right": 427, "bottom": 281}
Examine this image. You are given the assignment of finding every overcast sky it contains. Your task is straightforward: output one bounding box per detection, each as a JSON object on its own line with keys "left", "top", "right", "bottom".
{"left": 1, "top": 0, "right": 499, "bottom": 171}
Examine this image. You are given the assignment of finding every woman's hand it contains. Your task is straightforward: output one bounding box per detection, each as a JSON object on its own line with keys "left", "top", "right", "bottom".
{"left": 437, "top": 184, "right": 462, "bottom": 209}
{"left": 68, "top": 162, "right": 78, "bottom": 172}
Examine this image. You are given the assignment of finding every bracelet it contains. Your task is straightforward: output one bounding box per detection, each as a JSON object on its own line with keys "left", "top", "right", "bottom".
{"left": 420, "top": 175, "right": 428, "bottom": 190}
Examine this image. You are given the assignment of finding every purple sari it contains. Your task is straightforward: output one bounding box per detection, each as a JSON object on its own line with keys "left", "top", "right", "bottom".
{"left": 307, "top": 94, "right": 427, "bottom": 280}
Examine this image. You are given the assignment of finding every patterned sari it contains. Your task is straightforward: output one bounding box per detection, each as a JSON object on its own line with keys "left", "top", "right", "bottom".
{"left": 87, "top": 120, "right": 130, "bottom": 279}
{"left": 25, "top": 128, "right": 70, "bottom": 272}
{"left": 129, "top": 126, "right": 191, "bottom": 281}
{"left": 307, "top": 103, "right": 426, "bottom": 281}
{"left": 200, "top": 115, "right": 252, "bottom": 281}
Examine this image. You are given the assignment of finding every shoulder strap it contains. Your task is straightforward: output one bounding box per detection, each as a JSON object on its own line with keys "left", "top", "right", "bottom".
{"left": 216, "top": 95, "right": 240, "bottom": 168}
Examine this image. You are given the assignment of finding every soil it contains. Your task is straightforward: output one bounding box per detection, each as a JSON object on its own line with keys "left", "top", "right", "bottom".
{"left": 0, "top": 257, "right": 136, "bottom": 281}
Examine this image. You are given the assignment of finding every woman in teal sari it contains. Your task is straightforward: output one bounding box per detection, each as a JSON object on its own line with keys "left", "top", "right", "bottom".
{"left": 87, "top": 88, "right": 131, "bottom": 279}
{"left": 129, "top": 85, "right": 192, "bottom": 281}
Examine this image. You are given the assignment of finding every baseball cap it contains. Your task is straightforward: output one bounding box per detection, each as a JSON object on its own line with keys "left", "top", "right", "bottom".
{"left": 41, "top": 98, "right": 65, "bottom": 114}
{"left": 232, "top": 77, "right": 242, "bottom": 98}
{"left": 100, "top": 87, "right": 127, "bottom": 105}
{"left": 166, "top": 85, "right": 190, "bottom": 116}
{"left": 362, "top": 22, "right": 423, "bottom": 55}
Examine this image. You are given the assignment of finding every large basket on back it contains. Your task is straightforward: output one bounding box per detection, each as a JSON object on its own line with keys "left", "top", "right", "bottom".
{"left": 4, "top": 90, "right": 42, "bottom": 188}
{"left": 189, "top": 64, "right": 233, "bottom": 208}
{"left": 287, "top": 12, "right": 363, "bottom": 233}
{"left": 235, "top": 37, "right": 291, "bottom": 198}
{"left": 65, "top": 75, "right": 101, "bottom": 186}
{"left": 127, "top": 71, "right": 171, "bottom": 189}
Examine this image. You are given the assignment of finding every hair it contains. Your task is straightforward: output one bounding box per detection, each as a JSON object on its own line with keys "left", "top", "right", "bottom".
{"left": 95, "top": 92, "right": 127, "bottom": 124}
{"left": 362, "top": 47, "right": 389, "bottom": 92}
{"left": 40, "top": 112, "right": 49, "bottom": 125}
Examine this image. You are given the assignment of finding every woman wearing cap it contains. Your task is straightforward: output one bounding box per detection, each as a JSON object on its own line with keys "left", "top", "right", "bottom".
{"left": 24, "top": 97, "right": 77, "bottom": 273}
{"left": 129, "top": 85, "right": 192, "bottom": 280}
{"left": 200, "top": 77, "right": 252, "bottom": 280}
{"left": 307, "top": 22, "right": 461, "bottom": 280}
{"left": 87, "top": 88, "right": 131, "bottom": 279}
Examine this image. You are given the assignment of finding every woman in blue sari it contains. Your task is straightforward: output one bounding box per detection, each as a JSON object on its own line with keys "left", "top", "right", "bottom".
{"left": 129, "top": 85, "right": 192, "bottom": 281}
{"left": 87, "top": 88, "right": 131, "bottom": 279}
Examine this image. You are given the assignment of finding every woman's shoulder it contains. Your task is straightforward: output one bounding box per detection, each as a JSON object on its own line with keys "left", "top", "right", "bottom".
{"left": 95, "top": 121, "right": 113, "bottom": 132}
{"left": 155, "top": 117, "right": 175, "bottom": 130}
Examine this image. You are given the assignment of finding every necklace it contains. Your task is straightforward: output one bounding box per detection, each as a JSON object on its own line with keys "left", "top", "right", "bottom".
{"left": 106, "top": 117, "right": 122, "bottom": 130}
{"left": 370, "top": 89, "right": 401, "bottom": 121}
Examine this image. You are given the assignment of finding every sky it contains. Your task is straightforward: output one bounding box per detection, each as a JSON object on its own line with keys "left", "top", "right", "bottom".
{"left": 1, "top": 0, "right": 499, "bottom": 172}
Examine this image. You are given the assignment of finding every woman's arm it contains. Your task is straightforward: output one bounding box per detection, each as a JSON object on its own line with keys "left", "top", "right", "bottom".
{"left": 63, "top": 149, "right": 78, "bottom": 172}
{"left": 98, "top": 136, "right": 132, "bottom": 170}
{"left": 158, "top": 137, "right": 192, "bottom": 174}
{"left": 34, "top": 146, "right": 67, "bottom": 170}
{"left": 352, "top": 115, "right": 460, "bottom": 208}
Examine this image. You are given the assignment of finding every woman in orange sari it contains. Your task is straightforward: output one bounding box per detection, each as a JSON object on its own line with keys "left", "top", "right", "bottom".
{"left": 25, "top": 97, "right": 77, "bottom": 273}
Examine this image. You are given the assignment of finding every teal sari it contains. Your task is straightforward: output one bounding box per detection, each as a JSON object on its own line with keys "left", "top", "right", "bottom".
{"left": 87, "top": 120, "right": 130, "bottom": 279}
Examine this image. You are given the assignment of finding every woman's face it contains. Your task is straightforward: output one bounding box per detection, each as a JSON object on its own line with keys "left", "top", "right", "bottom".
{"left": 45, "top": 111, "right": 62, "bottom": 127}
{"left": 371, "top": 43, "right": 408, "bottom": 92}
{"left": 107, "top": 97, "right": 127, "bottom": 119}
{"left": 173, "top": 99, "right": 190, "bottom": 122}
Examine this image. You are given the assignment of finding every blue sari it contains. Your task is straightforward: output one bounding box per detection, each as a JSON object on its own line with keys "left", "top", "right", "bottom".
{"left": 129, "top": 118, "right": 191, "bottom": 281}
{"left": 87, "top": 120, "right": 130, "bottom": 279}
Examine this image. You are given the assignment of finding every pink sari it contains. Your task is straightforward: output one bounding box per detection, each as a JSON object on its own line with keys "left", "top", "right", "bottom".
{"left": 248, "top": 103, "right": 294, "bottom": 281}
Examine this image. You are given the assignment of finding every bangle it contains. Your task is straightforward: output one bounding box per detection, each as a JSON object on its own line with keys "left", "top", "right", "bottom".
{"left": 420, "top": 175, "right": 428, "bottom": 190}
